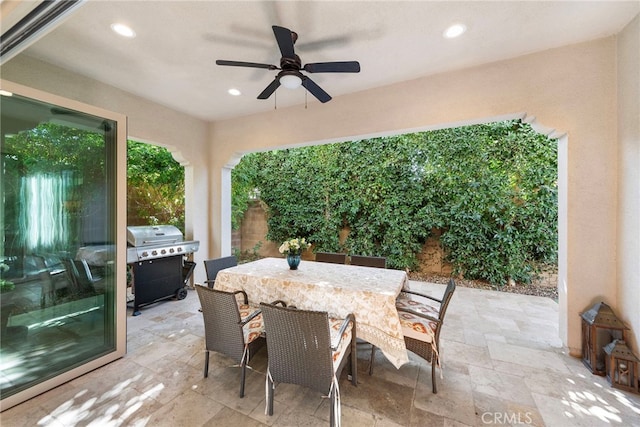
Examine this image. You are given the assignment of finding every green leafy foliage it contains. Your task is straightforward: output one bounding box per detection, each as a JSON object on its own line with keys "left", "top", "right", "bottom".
{"left": 3, "top": 126, "right": 183, "bottom": 245}
{"left": 127, "top": 141, "right": 185, "bottom": 231}
{"left": 231, "top": 154, "right": 260, "bottom": 230}
{"left": 232, "top": 120, "right": 557, "bottom": 285}
{"left": 2, "top": 122, "right": 106, "bottom": 180}
{"left": 127, "top": 141, "right": 184, "bottom": 185}
{"left": 233, "top": 242, "right": 263, "bottom": 264}
{"left": 2, "top": 123, "right": 110, "bottom": 251}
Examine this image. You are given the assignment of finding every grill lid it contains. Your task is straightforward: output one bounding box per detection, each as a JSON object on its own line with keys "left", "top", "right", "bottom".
{"left": 127, "top": 225, "right": 183, "bottom": 247}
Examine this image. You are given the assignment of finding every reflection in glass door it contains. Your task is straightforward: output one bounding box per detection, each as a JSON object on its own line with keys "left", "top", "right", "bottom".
{"left": 0, "top": 87, "right": 125, "bottom": 409}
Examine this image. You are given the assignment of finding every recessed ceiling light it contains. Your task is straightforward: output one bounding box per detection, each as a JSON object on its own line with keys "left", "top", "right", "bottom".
{"left": 228, "top": 88, "right": 241, "bottom": 96}
{"left": 443, "top": 23, "right": 466, "bottom": 39}
{"left": 111, "top": 23, "right": 136, "bottom": 38}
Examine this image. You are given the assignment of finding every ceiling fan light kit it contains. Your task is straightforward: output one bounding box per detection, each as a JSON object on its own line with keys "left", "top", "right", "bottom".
{"left": 279, "top": 72, "right": 302, "bottom": 89}
{"left": 216, "top": 25, "right": 360, "bottom": 103}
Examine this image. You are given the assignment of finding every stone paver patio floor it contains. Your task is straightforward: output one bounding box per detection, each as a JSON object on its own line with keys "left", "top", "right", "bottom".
{"left": 2, "top": 280, "right": 639, "bottom": 426}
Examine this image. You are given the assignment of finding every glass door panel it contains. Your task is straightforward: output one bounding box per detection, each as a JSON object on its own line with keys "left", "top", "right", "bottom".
{"left": 1, "top": 90, "right": 121, "bottom": 402}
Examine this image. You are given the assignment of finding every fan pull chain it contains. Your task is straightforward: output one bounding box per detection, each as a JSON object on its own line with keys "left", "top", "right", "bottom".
{"left": 305, "top": 89, "right": 308, "bottom": 109}
{"left": 274, "top": 90, "right": 277, "bottom": 110}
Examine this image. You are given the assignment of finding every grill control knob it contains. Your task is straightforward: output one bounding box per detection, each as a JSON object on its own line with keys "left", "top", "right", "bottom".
{"left": 177, "top": 247, "right": 183, "bottom": 253}
{"left": 169, "top": 248, "right": 175, "bottom": 253}
{"left": 142, "top": 251, "right": 149, "bottom": 258}
{"left": 151, "top": 250, "right": 158, "bottom": 256}
{"left": 161, "top": 249, "right": 166, "bottom": 255}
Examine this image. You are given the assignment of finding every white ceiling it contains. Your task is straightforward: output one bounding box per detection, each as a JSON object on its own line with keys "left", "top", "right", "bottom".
{"left": 17, "top": 0, "right": 640, "bottom": 122}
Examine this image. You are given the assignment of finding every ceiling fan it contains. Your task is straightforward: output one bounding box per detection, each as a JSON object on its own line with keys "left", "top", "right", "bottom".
{"left": 216, "top": 25, "right": 360, "bottom": 103}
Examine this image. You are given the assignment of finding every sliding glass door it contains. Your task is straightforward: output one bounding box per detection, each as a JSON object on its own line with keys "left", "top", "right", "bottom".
{"left": 0, "top": 82, "right": 126, "bottom": 410}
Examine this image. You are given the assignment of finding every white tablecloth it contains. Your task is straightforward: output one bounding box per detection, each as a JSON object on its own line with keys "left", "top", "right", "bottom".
{"left": 215, "top": 257, "right": 409, "bottom": 368}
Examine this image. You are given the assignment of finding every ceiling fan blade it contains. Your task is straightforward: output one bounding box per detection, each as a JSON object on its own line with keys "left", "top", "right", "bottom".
{"left": 301, "top": 77, "right": 332, "bottom": 103}
{"left": 257, "top": 78, "right": 281, "bottom": 99}
{"left": 272, "top": 25, "right": 295, "bottom": 58}
{"left": 216, "top": 60, "right": 279, "bottom": 70}
{"left": 303, "top": 61, "right": 361, "bottom": 73}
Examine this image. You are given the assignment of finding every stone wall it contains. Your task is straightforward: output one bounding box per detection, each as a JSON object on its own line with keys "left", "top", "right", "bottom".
{"left": 238, "top": 201, "right": 280, "bottom": 258}
{"left": 235, "top": 201, "right": 557, "bottom": 287}
{"left": 417, "top": 228, "right": 453, "bottom": 275}
{"left": 236, "top": 201, "right": 452, "bottom": 273}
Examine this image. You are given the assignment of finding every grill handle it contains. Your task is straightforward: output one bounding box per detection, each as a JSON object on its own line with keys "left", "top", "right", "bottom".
{"left": 141, "top": 238, "right": 179, "bottom": 245}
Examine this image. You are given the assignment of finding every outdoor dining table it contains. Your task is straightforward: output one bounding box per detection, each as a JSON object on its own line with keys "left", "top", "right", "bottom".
{"left": 214, "top": 256, "right": 410, "bottom": 369}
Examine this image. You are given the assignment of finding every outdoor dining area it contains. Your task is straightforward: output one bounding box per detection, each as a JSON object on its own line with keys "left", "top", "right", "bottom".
{"left": 2, "top": 256, "right": 639, "bottom": 427}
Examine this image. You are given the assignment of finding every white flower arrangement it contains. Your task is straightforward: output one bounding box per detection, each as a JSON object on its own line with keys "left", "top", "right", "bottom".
{"left": 278, "top": 238, "right": 310, "bottom": 256}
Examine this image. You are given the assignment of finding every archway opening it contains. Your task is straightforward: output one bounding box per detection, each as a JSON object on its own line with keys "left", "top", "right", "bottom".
{"left": 126, "top": 139, "right": 185, "bottom": 233}
{"left": 229, "top": 117, "right": 561, "bottom": 294}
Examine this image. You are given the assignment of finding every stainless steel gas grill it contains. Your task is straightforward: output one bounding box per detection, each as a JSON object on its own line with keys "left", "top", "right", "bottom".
{"left": 126, "top": 225, "right": 199, "bottom": 316}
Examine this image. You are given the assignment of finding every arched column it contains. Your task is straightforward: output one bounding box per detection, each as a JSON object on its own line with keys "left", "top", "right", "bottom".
{"left": 523, "top": 115, "right": 569, "bottom": 346}
{"left": 215, "top": 152, "right": 244, "bottom": 258}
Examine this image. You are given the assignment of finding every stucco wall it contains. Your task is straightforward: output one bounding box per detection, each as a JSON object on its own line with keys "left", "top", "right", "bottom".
{"left": 617, "top": 15, "right": 640, "bottom": 353}
{"left": 209, "top": 37, "right": 621, "bottom": 356}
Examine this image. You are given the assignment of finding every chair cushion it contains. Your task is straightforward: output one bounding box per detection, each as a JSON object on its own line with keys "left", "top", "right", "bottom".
{"left": 396, "top": 296, "right": 439, "bottom": 342}
{"left": 239, "top": 302, "right": 265, "bottom": 344}
{"left": 328, "top": 317, "right": 353, "bottom": 372}
{"left": 396, "top": 293, "right": 441, "bottom": 317}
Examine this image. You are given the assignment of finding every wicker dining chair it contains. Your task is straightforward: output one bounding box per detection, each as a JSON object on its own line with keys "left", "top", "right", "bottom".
{"left": 203, "top": 255, "right": 237, "bottom": 288}
{"left": 260, "top": 302, "right": 357, "bottom": 427}
{"left": 315, "top": 252, "right": 347, "bottom": 264}
{"left": 349, "top": 255, "right": 387, "bottom": 268}
{"left": 370, "top": 278, "right": 456, "bottom": 393}
{"left": 195, "top": 284, "right": 266, "bottom": 397}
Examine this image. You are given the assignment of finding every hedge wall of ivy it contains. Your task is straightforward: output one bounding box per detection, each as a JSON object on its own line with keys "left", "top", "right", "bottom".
{"left": 232, "top": 120, "right": 557, "bottom": 285}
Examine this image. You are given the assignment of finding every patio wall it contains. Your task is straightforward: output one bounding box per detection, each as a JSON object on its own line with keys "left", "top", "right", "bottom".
{"left": 616, "top": 14, "right": 640, "bottom": 355}
{"left": 238, "top": 200, "right": 453, "bottom": 275}
{"left": 207, "top": 32, "right": 638, "bottom": 358}
{"left": 2, "top": 16, "right": 638, "bottom": 360}
{"left": 237, "top": 201, "right": 559, "bottom": 287}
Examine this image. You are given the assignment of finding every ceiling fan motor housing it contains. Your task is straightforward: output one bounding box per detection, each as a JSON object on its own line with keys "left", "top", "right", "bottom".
{"left": 280, "top": 55, "right": 301, "bottom": 71}
{"left": 279, "top": 55, "right": 303, "bottom": 84}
